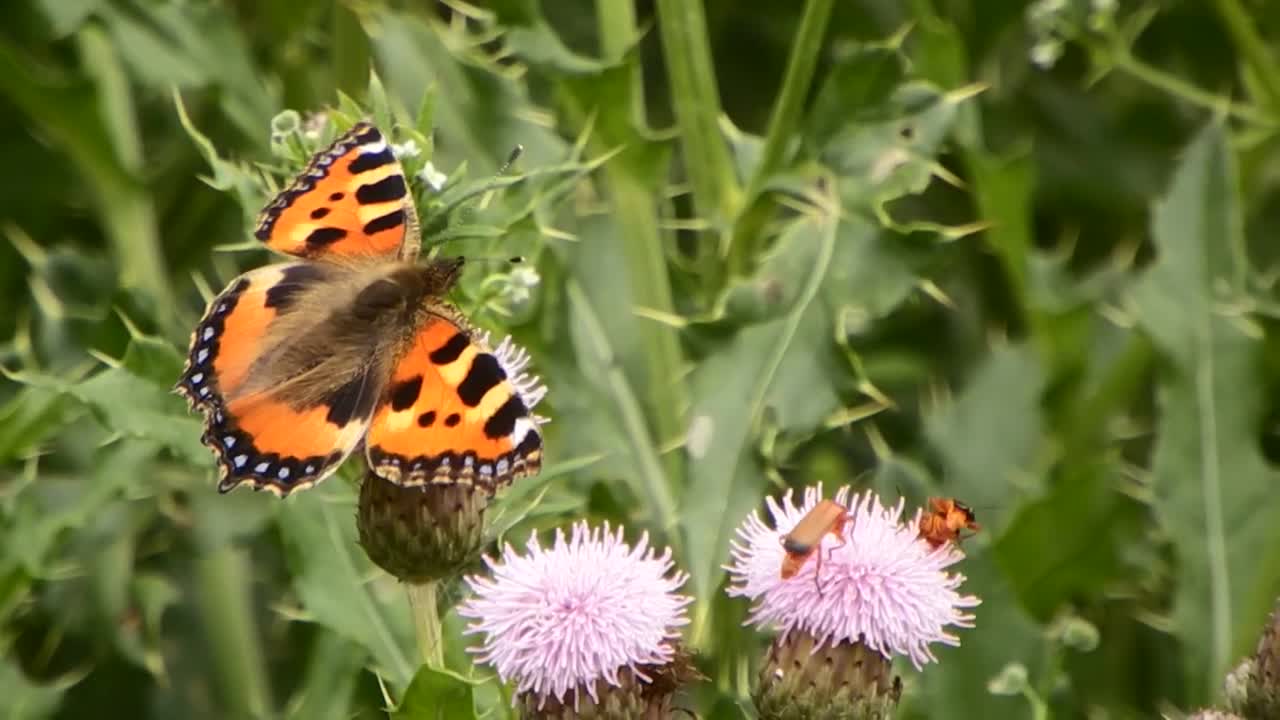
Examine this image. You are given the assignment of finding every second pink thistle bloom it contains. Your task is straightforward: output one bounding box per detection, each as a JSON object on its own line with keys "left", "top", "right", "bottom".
{"left": 728, "top": 485, "right": 980, "bottom": 667}
{"left": 727, "top": 486, "right": 981, "bottom": 719}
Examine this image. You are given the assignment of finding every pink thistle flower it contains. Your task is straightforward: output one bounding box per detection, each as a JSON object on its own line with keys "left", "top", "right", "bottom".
{"left": 459, "top": 522, "right": 692, "bottom": 709}
{"left": 726, "top": 485, "right": 980, "bottom": 670}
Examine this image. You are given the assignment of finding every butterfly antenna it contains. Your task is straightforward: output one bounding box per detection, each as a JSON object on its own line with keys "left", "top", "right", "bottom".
{"left": 464, "top": 254, "right": 525, "bottom": 267}
{"left": 498, "top": 144, "right": 524, "bottom": 176}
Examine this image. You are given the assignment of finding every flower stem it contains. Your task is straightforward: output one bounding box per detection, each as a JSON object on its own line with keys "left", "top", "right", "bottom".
{"left": 593, "top": 0, "right": 690, "bottom": 503}
{"left": 1108, "top": 47, "right": 1274, "bottom": 126}
{"left": 1022, "top": 687, "right": 1050, "bottom": 720}
{"left": 407, "top": 582, "right": 444, "bottom": 669}
{"left": 1210, "top": 0, "right": 1280, "bottom": 113}
{"left": 729, "top": 0, "right": 834, "bottom": 277}
{"left": 654, "top": 0, "right": 741, "bottom": 228}
{"left": 751, "top": 0, "right": 833, "bottom": 188}
{"left": 73, "top": 26, "right": 175, "bottom": 327}
{"left": 195, "top": 547, "right": 272, "bottom": 718}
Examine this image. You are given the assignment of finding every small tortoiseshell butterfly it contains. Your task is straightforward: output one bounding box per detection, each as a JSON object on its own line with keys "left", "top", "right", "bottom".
{"left": 176, "top": 122, "right": 546, "bottom": 496}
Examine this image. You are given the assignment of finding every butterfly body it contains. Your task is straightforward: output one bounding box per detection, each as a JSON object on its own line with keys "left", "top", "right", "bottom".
{"left": 177, "top": 122, "right": 545, "bottom": 497}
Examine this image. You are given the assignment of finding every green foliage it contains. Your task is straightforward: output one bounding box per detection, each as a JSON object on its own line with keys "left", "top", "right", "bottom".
{"left": 4, "top": 0, "right": 1280, "bottom": 718}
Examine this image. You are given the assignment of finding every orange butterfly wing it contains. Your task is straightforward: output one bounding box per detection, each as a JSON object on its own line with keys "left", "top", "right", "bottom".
{"left": 202, "top": 387, "right": 373, "bottom": 495}
{"left": 255, "top": 122, "right": 419, "bottom": 261}
{"left": 365, "top": 315, "right": 545, "bottom": 491}
{"left": 177, "top": 262, "right": 330, "bottom": 409}
{"left": 177, "top": 263, "right": 376, "bottom": 495}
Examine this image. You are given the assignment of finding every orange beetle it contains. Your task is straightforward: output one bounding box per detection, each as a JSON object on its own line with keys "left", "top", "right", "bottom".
{"left": 917, "top": 497, "right": 980, "bottom": 548}
{"left": 780, "top": 499, "right": 850, "bottom": 582}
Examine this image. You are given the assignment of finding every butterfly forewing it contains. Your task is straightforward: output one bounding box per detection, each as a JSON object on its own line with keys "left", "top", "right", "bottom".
{"left": 255, "top": 122, "right": 419, "bottom": 262}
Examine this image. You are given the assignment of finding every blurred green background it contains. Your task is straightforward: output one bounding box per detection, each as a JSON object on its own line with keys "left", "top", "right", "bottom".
{"left": 4, "top": 0, "right": 1280, "bottom": 718}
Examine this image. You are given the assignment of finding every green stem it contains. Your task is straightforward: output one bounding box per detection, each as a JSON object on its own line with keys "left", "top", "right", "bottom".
{"left": 568, "top": 282, "right": 681, "bottom": 538}
{"left": 332, "top": 0, "right": 370, "bottom": 98}
{"left": 406, "top": 582, "right": 444, "bottom": 669}
{"left": 1110, "top": 48, "right": 1275, "bottom": 126}
{"left": 728, "top": 0, "right": 834, "bottom": 277}
{"left": 654, "top": 0, "right": 741, "bottom": 227}
{"left": 597, "top": 0, "right": 639, "bottom": 64}
{"left": 594, "top": 0, "right": 689, "bottom": 505}
{"left": 597, "top": 0, "right": 645, "bottom": 124}
{"left": 1210, "top": 0, "right": 1280, "bottom": 113}
{"left": 76, "top": 26, "right": 175, "bottom": 326}
{"left": 196, "top": 548, "right": 272, "bottom": 719}
{"left": 747, "top": 0, "right": 833, "bottom": 195}
{"left": 1022, "top": 687, "right": 1050, "bottom": 720}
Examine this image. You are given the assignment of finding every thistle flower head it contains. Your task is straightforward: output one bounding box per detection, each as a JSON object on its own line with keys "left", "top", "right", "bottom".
{"left": 727, "top": 485, "right": 980, "bottom": 669}
{"left": 460, "top": 522, "right": 692, "bottom": 710}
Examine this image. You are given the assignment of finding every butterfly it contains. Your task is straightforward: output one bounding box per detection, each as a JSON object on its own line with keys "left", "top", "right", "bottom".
{"left": 176, "top": 121, "right": 546, "bottom": 496}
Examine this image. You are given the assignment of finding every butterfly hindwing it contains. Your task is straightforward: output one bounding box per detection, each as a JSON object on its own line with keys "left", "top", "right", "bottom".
{"left": 203, "top": 384, "right": 374, "bottom": 495}
{"left": 178, "top": 262, "right": 376, "bottom": 495}
{"left": 255, "top": 122, "right": 419, "bottom": 262}
{"left": 365, "top": 313, "right": 545, "bottom": 491}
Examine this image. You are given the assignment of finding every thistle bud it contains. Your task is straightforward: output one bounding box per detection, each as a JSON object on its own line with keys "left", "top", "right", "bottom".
{"left": 755, "top": 633, "right": 900, "bottom": 720}
{"left": 1231, "top": 597, "right": 1280, "bottom": 719}
{"left": 357, "top": 473, "right": 490, "bottom": 582}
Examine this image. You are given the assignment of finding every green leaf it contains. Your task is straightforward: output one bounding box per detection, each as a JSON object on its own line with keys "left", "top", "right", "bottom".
{"left": 903, "top": 550, "right": 1044, "bottom": 720}
{"left": 5, "top": 365, "right": 205, "bottom": 464}
{"left": 682, "top": 212, "right": 840, "bottom": 629}
{"left": 173, "top": 90, "right": 269, "bottom": 223}
{"left": 820, "top": 82, "right": 966, "bottom": 216}
{"left": 1131, "top": 122, "right": 1280, "bottom": 703}
{"left": 2, "top": 441, "right": 155, "bottom": 577}
{"left": 926, "top": 344, "right": 1046, "bottom": 523}
{"left": 807, "top": 38, "right": 906, "bottom": 148}
{"left": 118, "top": 332, "right": 186, "bottom": 386}
{"left": 104, "top": 2, "right": 273, "bottom": 140}
{"left": 32, "top": 0, "right": 101, "bottom": 38}
{"left": 0, "top": 385, "right": 74, "bottom": 464}
{"left": 394, "top": 665, "right": 477, "bottom": 720}
{"left": 505, "top": 23, "right": 609, "bottom": 75}
{"left": 565, "top": 280, "right": 676, "bottom": 531}
{"left": 276, "top": 485, "right": 416, "bottom": 689}
{"left": 0, "top": 659, "right": 63, "bottom": 720}
{"left": 284, "top": 633, "right": 365, "bottom": 720}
